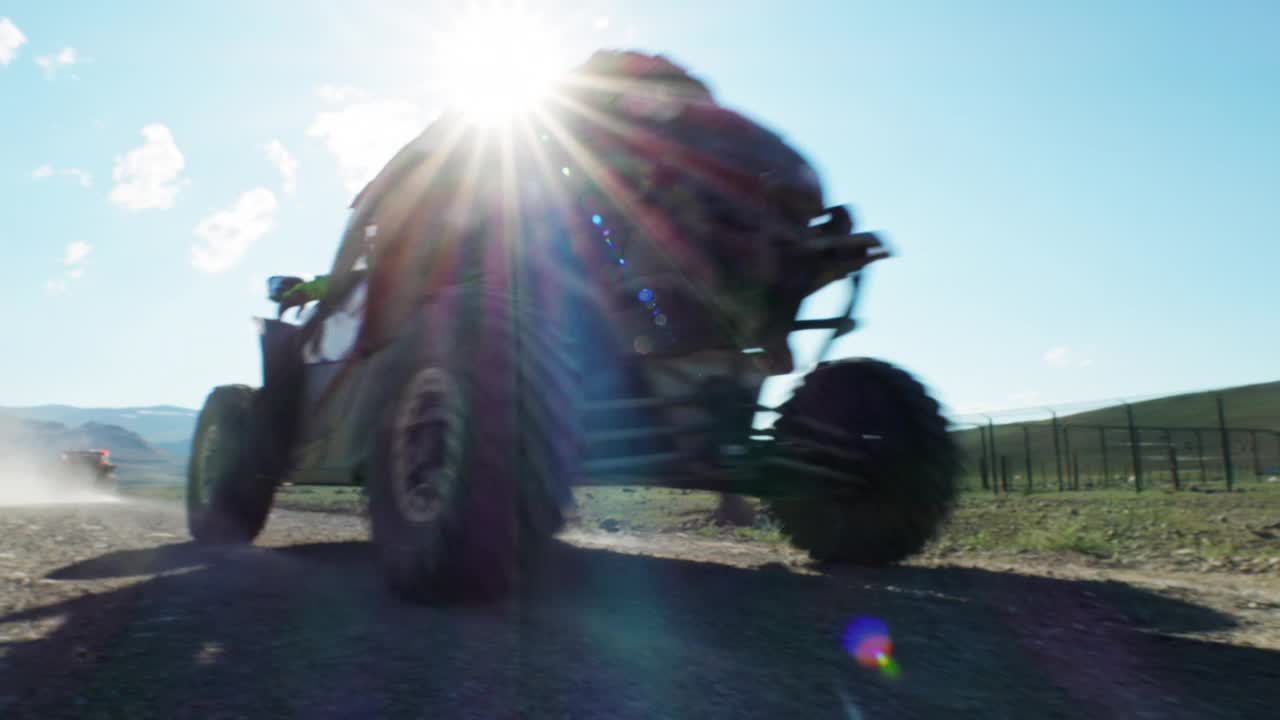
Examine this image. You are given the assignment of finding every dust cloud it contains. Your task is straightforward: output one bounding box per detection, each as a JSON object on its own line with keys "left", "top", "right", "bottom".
{"left": 0, "top": 447, "right": 122, "bottom": 507}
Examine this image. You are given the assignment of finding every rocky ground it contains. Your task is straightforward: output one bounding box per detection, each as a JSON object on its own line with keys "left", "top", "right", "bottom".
{"left": 1, "top": 498, "right": 1278, "bottom": 719}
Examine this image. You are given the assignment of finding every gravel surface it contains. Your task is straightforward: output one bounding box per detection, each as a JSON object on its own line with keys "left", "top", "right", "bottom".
{"left": 1, "top": 499, "right": 1278, "bottom": 719}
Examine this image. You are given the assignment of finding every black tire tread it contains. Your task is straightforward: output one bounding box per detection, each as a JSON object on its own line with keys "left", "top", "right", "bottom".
{"left": 186, "top": 384, "right": 278, "bottom": 544}
{"left": 766, "top": 358, "right": 959, "bottom": 564}
{"left": 366, "top": 287, "right": 579, "bottom": 604}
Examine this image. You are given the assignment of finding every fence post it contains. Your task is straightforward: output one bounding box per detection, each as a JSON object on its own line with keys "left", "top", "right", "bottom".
{"left": 1251, "top": 431, "right": 1262, "bottom": 480}
{"left": 1275, "top": 432, "right": 1280, "bottom": 478}
{"left": 978, "top": 425, "right": 990, "bottom": 490}
{"left": 1196, "top": 430, "right": 1208, "bottom": 484}
{"left": 987, "top": 417, "right": 999, "bottom": 495}
{"left": 1064, "top": 427, "right": 1075, "bottom": 490}
{"left": 1217, "top": 395, "right": 1234, "bottom": 491}
{"left": 1050, "top": 412, "right": 1064, "bottom": 492}
{"left": 1001, "top": 455, "right": 1010, "bottom": 493}
{"left": 1164, "top": 428, "right": 1180, "bottom": 491}
{"left": 1072, "top": 451, "right": 1081, "bottom": 490}
{"left": 1098, "top": 427, "right": 1110, "bottom": 487}
{"left": 1022, "top": 425, "right": 1033, "bottom": 494}
{"left": 1126, "top": 403, "right": 1143, "bottom": 492}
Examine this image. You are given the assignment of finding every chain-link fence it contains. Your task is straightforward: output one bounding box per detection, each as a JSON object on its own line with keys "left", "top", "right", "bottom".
{"left": 948, "top": 384, "right": 1280, "bottom": 494}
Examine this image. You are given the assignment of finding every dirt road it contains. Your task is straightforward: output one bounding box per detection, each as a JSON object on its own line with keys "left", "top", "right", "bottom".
{"left": 1, "top": 499, "right": 1278, "bottom": 719}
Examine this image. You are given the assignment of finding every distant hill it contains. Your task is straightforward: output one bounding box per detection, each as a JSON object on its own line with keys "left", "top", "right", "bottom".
{"left": 0, "top": 399, "right": 197, "bottom": 468}
{"left": 955, "top": 380, "right": 1280, "bottom": 436}
{"left": 950, "top": 380, "right": 1280, "bottom": 487}
{"left": 0, "top": 405, "right": 198, "bottom": 445}
{"left": 151, "top": 438, "right": 193, "bottom": 463}
{"left": 0, "top": 414, "right": 183, "bottom": 484}
{"left": 1053, "top": 380, "right": 1280, "bottom": 432}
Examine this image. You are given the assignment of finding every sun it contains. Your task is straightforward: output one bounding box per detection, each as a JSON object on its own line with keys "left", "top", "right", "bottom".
{"left": 433, "top": 6, "right": 563, "bottom": 125}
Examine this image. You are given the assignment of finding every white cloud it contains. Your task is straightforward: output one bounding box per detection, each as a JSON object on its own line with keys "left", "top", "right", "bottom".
{"left": 1043, "top": 346, "right": 1094, "bottom": 369}
{"left": 63, "top": 167, "right": 92, "bottom": 188}
{"left": 192, "top": 188, "right": 277, "bottom": 273}
{"left": 34, "top": 165, "right": 92, "bottom": 187}
{"left": 110, "top": 124, "right": 188, "bottom": 210}
{"left": 307, "top": 99, "right": 424, "bottom": 194}
{"left": 0, "top": 18, "right": 26, "bottom": 66}
{"left": 263, "top": 139, "right": 297, "bottom": 195}
{"left": 315, "top": 84, "right": 366, "bottom": 103}
{"left": 46, "top": 242, "right": 92, "bottom": 290}
{"left": 64, "top": 241, "right": 92, "bottom": 265}
{"left": 35, "top": 46, "right": 77, "bottom": 78}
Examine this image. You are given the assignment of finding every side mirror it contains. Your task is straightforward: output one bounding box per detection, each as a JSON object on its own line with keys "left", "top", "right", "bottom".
{"left": 268, "top": 275, "right": 304, "bottom": 303}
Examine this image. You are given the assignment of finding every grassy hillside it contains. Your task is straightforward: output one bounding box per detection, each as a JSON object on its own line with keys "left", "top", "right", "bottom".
{"left": 950, "top": 380, "right": 1280, "bottom": 491}
{"left": 1061, "top": 380, "right": 1280, "bottom": 431}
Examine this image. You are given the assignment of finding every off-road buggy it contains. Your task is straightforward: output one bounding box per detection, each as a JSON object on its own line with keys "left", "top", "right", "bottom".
{"left": 186, "top": 51, "right": 959, "bottom": 603}
{"left": 58, "top": 449, "right": 117, "bottom": 492}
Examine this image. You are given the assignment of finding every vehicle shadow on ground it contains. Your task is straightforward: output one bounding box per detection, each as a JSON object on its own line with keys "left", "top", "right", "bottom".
{"left": 3, "top": 539, "right": 1279, "bottom": 720}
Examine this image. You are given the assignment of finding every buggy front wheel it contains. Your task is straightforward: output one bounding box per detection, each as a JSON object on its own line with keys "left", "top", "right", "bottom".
{"left": 186, "top": 385, "right": 277, "bottom": 544}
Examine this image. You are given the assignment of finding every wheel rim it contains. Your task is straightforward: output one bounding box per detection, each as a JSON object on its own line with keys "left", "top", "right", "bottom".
{"left": 193, "top": 423, "right": 222, "bottom": 504}
{"left": 391, "top": 367, "right": 463, "bottom": 525}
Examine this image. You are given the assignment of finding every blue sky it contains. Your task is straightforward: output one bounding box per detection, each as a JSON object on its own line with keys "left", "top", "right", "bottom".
{"left": 1, "top": 0, "right": 1277, "bottom": 418}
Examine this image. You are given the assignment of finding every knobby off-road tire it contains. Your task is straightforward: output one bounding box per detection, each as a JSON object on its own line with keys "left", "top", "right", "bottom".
{"left": 366, "top": 287, "right": 580, "bottom": 604}
{"left": 187, "top": 385, "right": 278, "bottom": 544}
{"left": 767, "top": 358, "right": 959, "bottom": 565}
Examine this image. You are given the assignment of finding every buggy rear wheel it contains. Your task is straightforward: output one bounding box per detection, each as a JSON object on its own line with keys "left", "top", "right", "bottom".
{"left": 365, "top": 288, "right": 579, "bottom": 604}
{"left": 186, "top": 385, "right": 277, "bottom": 543}
{"left": 766, "top": 359, "right": 959, "bottom": 564}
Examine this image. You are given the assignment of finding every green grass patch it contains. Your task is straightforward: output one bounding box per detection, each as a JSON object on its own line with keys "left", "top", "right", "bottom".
{"left": 926, "top": 484, "right": 1280, "bottom": 570}
{"left": 120, "top": 483, "right": 365, "bottom": 514}
{"left": 120, "top": 477, "right": 1280, "bottom": 571}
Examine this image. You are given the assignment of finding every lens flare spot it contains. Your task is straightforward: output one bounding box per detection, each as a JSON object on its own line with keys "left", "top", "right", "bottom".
{"left": 876, "top": 655, "right": 902, "bottom": 680}
{"left": 633, "top": 335, "right": 654, "bottom": 354}
{"left": 561, "top": 167, "right": 571, "bottom": 176}
{"left": 843, "top": 617, "right": 898, "bottom": 678}
{"left": 638, "top": 288, "right": 654, "bottom": 302}
{"left": 654, "top": 314, "right": 668, "bottom": 327}
{"left": 592, "top": 214, "right": 603, "bottom": 226}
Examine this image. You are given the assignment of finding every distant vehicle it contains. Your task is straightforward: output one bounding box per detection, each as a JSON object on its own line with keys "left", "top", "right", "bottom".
{"left": 58, "top": 449, "right": 118, "bottom": 491}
